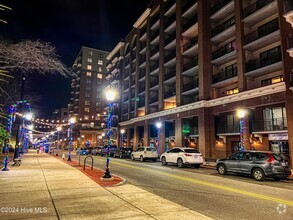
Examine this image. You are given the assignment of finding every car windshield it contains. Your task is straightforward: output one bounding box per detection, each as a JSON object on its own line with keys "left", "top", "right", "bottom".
{"left": 147, "top": 148, "right": 156, "bottom": 151}
{"left": 184, "top": 149, "right": 199, "bottom": 153}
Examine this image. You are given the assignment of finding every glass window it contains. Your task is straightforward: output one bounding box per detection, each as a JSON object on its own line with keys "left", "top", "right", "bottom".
{"left": 84, "top": 115, "right": 89, "bottom": 120}
{"left": 86, "top": 79, "right": 91, "bottom": 84}
{"left": 98, "top": 67, "right": 102, "bottom": 72}
{"left": 98, "top": 60, "right": 103, "bottom": 65}
{"left": 85, "top": 93, "right": 90, "bottom": 98}
{"left": 87, "top": 65, "right": 92, "bottom": 70}
{"left": 98, "top": 54, "right": 103, "bottom": 59}
{"left": 88, "top": 51, "right": 93, "bottom": 56}
{"left": 86, "top": 86, "right": 91, "bottom": 91}
{"left": 97, "top": 73, "right": 103, "bottom": 79}
{"left": 87, "top": 58, "right": 92, "bottom": 63}
{"left": 84, "top": 108, "right": 90, "bottom": 113}
{"left": 86, "top": 72, "right": 92, "bottom": 77}
{"left": 85, "top": 100, "right": 90, "bottom": 106}
{"left": 184, "top": 149, "right": 199, "bottom": 153}
{"left": 243, "top": 152, "right": 252, "bottom": 160}
{"left": 230, "top": 152, "right": 243, "bottom": 160}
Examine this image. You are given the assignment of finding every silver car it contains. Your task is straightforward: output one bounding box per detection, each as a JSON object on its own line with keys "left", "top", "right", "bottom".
{"left": 216, "top": 151, "right": 291, "bottom": 181}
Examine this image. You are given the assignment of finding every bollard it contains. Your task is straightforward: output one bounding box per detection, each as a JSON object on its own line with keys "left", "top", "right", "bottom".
{"left": 1, "top": 156, "right": 9, "bottom": 171}
{"left": 62, "top": 153, "right": 65, "bottom": 160}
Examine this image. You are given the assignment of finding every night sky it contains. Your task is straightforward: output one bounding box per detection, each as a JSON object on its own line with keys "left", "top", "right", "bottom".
{"left": 1, "top": 0, "right": 150, "bottom": 117}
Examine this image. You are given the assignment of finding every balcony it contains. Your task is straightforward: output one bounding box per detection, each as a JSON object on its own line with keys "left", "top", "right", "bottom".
{"left": 138, "top": 83, "right": 146, "bottom": 94}
{"left": 164, "top": 70, "right": 176, "bottom": 82}
{"left": 210, "top": 0, "right": 234, "bottom": 22}
{"left": 150, "top": 78, "right": 158, "bottom": 89}
{"left": 212, "top": 68, "right": 238, "bottom": 88}
{"left": 211, "top": 17, "right": 236, "bottom": 43}
{"left": 138, "top": 99, "right": 145, "bottom": 108}
{"left": 182, "top": 0, "right": 198, "bottom": 16}
{"left": 164, "top": 50, "right": 176, "bottom": 67}
{"left": 123, "top": 70, "right": 130, "bottom": 79}
{"left": 244, "top": 22, "right": 279, "bottom": 51}
{"left": 284, "top": 0, "right": 293, "bottom": 27}
{"left": 150, "top": 62, "right": 159, "bottom": 75}
{"left": 138, "top": 69, "right": 146, "bottom": 80}
{"left": 182, "top": 57, "right": 199, "bottom": 76}
{"left": 245, "top": 51, "right": 282, "bottom": 77}
{"left": 164, "top": 87, "right": 176, "bottom": 99}
{"left": 182, "top": 16, "right": 198, "bottom": 33}
{"left": 242, "top": 0, "right": 277, "bottom": 25}
{"left": 217, "top": 123, "right": 240, "bottom": 135}
{"left": 182, "top": 80, "right": 199, "bottom": 95}
{"left": 150, "top": 28, "right": 160, "bottom": 44}
{"left": 212, "top": 43, "right": 237, "bottom": 65}
{"left": 287, "top": 34, "right": 293, "bottom": 57}
{"left": 165, "top": 31, "right": 176, "bottom": 49}
{"left": 182, "top": 38, "right": 198, "bottom": 56}
{"left": 150, "top": 46, "right": 160, "bottom": 60}
{"left": 149, "top": 96, "right": 158, "bottom": 104}
{"left": 165, "top": 13, "right": 176, "bottom": 31}
{"left": 252, "top": 118, "right": 287, "bottom": 132}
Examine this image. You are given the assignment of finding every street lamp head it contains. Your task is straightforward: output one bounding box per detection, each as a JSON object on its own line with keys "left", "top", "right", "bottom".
{"left": 27, "top": 124, "right": 34, "bottom": 130}
{"left": 69, "top": 117, "right": 76, "bottom": 124}
{"left": 50, "top": 132, "right": 54, "bottom": 135}
{"left": 24, "top": 112, "right": 33, "bottom": 121}
{"left": 57, "top": 126, "right": 62, "bottom": 132}
{"left": 105, "top": 89, "right": 116, "bottom": 101}
{"left": 156, "top": 122, "right": 162, "bottom": 129}
{"left": 120, "top": 129, "right": 125, "bottom": 134}
{"left": 101, "top": 133, "right": 105, "bottom": 137}
{"left": 237, "top": 109, "right": 246, "bottom": 119}
{"left": 81, "top": 135, "right": 85, "bottom": 138}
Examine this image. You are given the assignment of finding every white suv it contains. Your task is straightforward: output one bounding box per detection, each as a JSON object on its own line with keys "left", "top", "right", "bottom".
{"left": 160, "top": 147, "right": 203, "bottom": 168}
{"left": 131, "top": 146, "right": 158, "bottom": 162}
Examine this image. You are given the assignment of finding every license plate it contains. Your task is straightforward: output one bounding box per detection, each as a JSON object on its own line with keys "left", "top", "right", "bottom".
{"left": 194, "top": 156, "right": 198, "bottom": 159}
{"left": 281, "top": 162, "right": 286, "bottom": 166}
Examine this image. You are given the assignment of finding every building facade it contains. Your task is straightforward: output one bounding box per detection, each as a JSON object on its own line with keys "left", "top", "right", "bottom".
{"left": 104, "top": 0, "right": 293, "bottom": 166}
{"left": 69, "top": 46, "right": 109, "bottom": 147}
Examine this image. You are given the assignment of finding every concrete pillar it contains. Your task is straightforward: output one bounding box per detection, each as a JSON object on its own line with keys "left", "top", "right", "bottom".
{"left": 144, "top": 124, "right": 150, "bottom": 146}
{"left": 243, "top": 113, "right": 251, "bottom": 150}
{"left": 158, "top": 1, "right": 165, "bottom": 111}
{"left": 175, "top": 117, "right": 184, "bottom": 147}
{"left": 198, "top": 0, "right": 212, "bottom": 100}
{"left": 198, "top": 108, "right": 213, "bottom": 158}
{"left": 235, "top": 0, "right": 247, "bottom": 92}
{"left": 134, "top": 29, "right": 140, "bottom": 117}
{"left": 277, "top": 0, "right": 293, "bottom": 167}
{"left": 126, "top": 128, "right": 131, "bottom": 147}
{"left": 176, "top": 0, "right": 183, "bottom": 106}
{"left": 145, "top": 17, "right": 151, "bottom": 114}
{"left": 158, "top": 124, "right": 166, "bottom": 155}
{"left": 133, "top": 125, "right": 139, "bottom": 150}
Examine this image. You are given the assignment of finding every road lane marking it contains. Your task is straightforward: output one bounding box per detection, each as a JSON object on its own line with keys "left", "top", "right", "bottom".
{"left": 109, "top": 160, "right": 293, "bottom": 207}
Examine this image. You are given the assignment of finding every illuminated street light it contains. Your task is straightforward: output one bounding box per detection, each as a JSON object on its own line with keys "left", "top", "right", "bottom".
{"left": 120, "top": 129, "right": 125, "bottom": 147}
{"left": 68, "top": 117, "right": 76, "bottom": 161}
{"left": 237, "top": 109, "right": 246, "bottom": 151}
{"left": 156, "top": 122, "right": 163, "bottom": 155}
{"left": 24, "top": 112, "right": 33, "bottom": 121}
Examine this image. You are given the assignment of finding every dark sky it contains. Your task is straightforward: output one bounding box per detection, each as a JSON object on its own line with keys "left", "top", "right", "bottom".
{"left": 1, "top": 0, "right": 150, "bottom": 117}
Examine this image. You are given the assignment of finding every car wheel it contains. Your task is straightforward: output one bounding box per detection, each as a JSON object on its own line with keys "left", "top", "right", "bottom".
{"left": 140, "top": 155, "right": 144, "bottom": 162}
{"left": 131, "top": 155, "right": 135, "bottom": 161}
{"left": 252, "top": 168, "right": 265, "bottom": 181}
{"left": 194, "top": 164, "right": 200, "bottom": 168}
{"left": 217, "top": 164, "right": 227, "bottom": 175}
{"left": 161, "top": 157, "right": 167, "bottom": 165}
{"left": 177, "top": 158, "right": 184, "bottom": 168}
{"left": 119, "top": 153, "right": 123, "bottom": 159}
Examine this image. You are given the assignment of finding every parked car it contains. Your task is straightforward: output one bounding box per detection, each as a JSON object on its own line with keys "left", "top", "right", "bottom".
{"left": 131, "top": 146, "right": 158, "bottom": 162}
{"left": 114, "top": 147, "right": 133, "bottom": 158}
{"left": 160, "top": 147, "right": 203, "bottom": 168}
{"left": 100, "top": 145, "right": 117, "bottom": 157}
{"left": 91, "top": 147, "right": 102, "bottom": 155}
{"left": 216, "top": 151, "right": 291, "bottom": 181}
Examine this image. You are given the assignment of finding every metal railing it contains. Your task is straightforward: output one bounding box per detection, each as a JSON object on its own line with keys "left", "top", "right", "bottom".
{"left": 252, "top": 118, "right": 287, "bottom": 132}
{"left": 217, "top": 123, "right": 240, "bottom": 134}
{"left": 183, "top": 57, "right": 198, "bottom": 72}
{"left": 183, "top": 16, "right": 198, "bottom": 32}
{"left": 212, "top": 66, "right": 237, "bottom": 84}
{"left": 243, "top": 0, "right": 275, "bottom": 18}
{"left": 182, "top": 0, "right": 197, "bottom": 14}
{"left": 212, "top": 42, "right": 236, "bottom": 60}
{"left": 183, "top": 80, "right": 199, "bottom": 92}
{"left": 245, "top": 51, "right": 282, "bottom": 72}
{"left": 164, "top": 50, "right": 176, "bottom": 63}
{"left": 212, "top": 17, "right": 235, "bottom": 37}
{"left": 182, "top": 38, "right": 198, "bottom": 52}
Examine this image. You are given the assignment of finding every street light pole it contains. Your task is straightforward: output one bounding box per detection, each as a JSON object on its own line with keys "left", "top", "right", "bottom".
{"left": 120, "top": 129, "right": 125, "bottom": 148}
{"left": 56, "top": 126, "right": 62, "bottom": 156}
{"left": 68, "top": 117, "right": 75, "bottom": 161}
{"left": 156, "top": 122, "right": 162, "bottom": 155}
{"left": 237, "top": 109, "right": 246, "bottom": 151}
{"left": 103, "top": 89, "right": 116, "bottom": 179}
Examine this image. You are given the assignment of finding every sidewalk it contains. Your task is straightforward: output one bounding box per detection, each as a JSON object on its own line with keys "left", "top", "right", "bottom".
{"left": 0, "top": 151, "right": 212, "bottom": 220}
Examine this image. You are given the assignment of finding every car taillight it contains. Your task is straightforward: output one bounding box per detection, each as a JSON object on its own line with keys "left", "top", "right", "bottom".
{"left": 184, "top": 153, "right": 192, "bottom": 157}
{"left": 267, "top": 154, "right": 275, "bottom": 164}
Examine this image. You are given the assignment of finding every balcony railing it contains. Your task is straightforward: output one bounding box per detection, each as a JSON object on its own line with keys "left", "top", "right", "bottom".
{"left": 252, "top": 118, "right": 287, "bottom": 132}
{"left": 139, "top": 70, "right": 145, "bottom": 79}
{"left": 138, "top": 99, "right": 145, "bottom": 108}
{"left": 164, "top": 70, "right": 176, "bottom": 81}
{"left": 182, "top": 16, "right": 198, "bottom": 32}
{"left": 149, "top": 96, "right": 158, "bottom": 104}
{"left": 210, "top": 0, "right": 232, "bottom": 15}
{"left": 183, "top": 80, "right": 199, "bottom": 92}
{"left": 284, "top": 0, "right": 293, "bottom": 13}
{"left": 164, "top": 87, "right": 176, "bottom": 98}
{"left": 138, "top": 83, "right": 145, "bottom": 93}
{"left": 245, "top": 51, "right": 282, "bottom": 72}
{"left": 182, "top": 0, "right": 197, "bottom": 14}
{"left": 165, "top": 50, "right": 176, "bottom": 63}
{"left": 165, "top": 31, "right": 176, "bottom": 45}
{"left": 165, "top": 13, "right": 176, "bottom": 28}
{"left": 182, "top": 37, "right": 198, "bottom": 52}
{"left": 244, "top": 21, "right": 279, "bottom": 45}
{"left": 288, "top": 34, "right": 293, "bottom": 48}
{"left": 243, "top": 0, "right": 275, "bottom": 18}
{"left": 212, "top": 17, "right": 235, "bottom": 37}
{"left": 217, "top": 123, "right": 240, "bottom": 134}
{"left": 183, "top": 57, "right": 198, "bottom": 72}
{"left": 150, "top": 78, "right": 158, "bottom": 88}
{"left": 212, "top": 67, "right": 237, "bottom": 84}
{"left": 212, "top": 42, "right": 236, "bottom": 60}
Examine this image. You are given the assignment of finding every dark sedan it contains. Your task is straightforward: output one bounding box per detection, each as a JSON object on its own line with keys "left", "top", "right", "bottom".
{"left": 114, "top": 147, "right": 133, "bottom": 158}
{"left": 216, "top": 151, "right": 291, "bottom": 181}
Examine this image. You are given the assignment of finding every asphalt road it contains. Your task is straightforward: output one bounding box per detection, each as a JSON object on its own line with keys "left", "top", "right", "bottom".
{"left": 68, "top": 153, "right": 293, "bottom": 220}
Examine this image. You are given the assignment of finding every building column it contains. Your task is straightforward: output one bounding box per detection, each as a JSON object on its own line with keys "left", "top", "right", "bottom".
{"left": 158, "top": 124, "right": 166, "bottom": 155}
{"left": 277, "top": 0, "right": 293, "bottom": 167}
{"left": 158, "top": 1, "right": 165, "bottom": 111}
{"left": 143, "top": 124, "right": 150, "bottom": 146}
{"left": 235, "top": 0, "right": 246, "bottom": 92}
{"left": 175, "top": 117, "right": 184, "bottom": 147}
{"left": 126, "top": 128, "right": 131, "bottom": 147}
{"left": 133, "top": 125, "right": 139, "bottom": 150}
{"left": 243, "top": 113, "right": 251, "bottom": 150}
{"left": 134, "top": 29, "right": 140, "bottom": 117}
{"left": 198, "top": 0, "right": 212, "bottom": 100}
{"left": 198, "top": 108, "right": 213, "bottom": 158}
{"left": 145, "top": 17, "right": 151, "bottom": 115}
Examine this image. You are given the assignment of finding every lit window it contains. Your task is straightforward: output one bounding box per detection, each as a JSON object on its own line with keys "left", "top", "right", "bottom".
{"left": 98, "top": 67, "right": 102, "bottom": 72}
{"left": 85, "top": 93, "right": 90, "bottom": 98}
{"left": 226, "top": 88, "right": 239, "bottom": 96}
{"left": 85, "top": 100, "right": 90, "bottom": 105}
{"left": 87, "top": 65, "right": 92, "bottom": 70}
{"left": 84, "top": 108, "right": 90, "bottom": 113}
{"left": 271, "top": 76, "right": 283, "bottom": 84}
{"left": 98, "top": 54, "right": 103, "bottom": 58}
{"left": 86, "top": 86, "right": 91, "bottom": 91}
{"left": 87, "top": 58, "right": 92, "bottom": 63}
{"left": 98, "top": 60, "right": 103, "bottom": 65}
{"left": 84, "top": 115, "right": 89, "bottom": 120}
{"left": 86, "top": 72, "right": 92, "bottom": 77}
{"left": 97, "top": 73, "right": 103, "bottom": 79}
{"left": 96, "top": 102, "right": 101, "bottom": 106}
{"left": 88, "top": 51, "right": 93, "bottom": 56}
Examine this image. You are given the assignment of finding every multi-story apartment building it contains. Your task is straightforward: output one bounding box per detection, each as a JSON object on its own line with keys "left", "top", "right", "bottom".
{"left": 69, "top": 46, "right": 109, "bottom": 147}
{"left": 105, "top": 0, "right": 293, "bottom": 166}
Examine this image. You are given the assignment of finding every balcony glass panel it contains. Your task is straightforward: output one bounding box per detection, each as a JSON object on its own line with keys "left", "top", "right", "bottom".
{"left": 213, "top": 65, "right": 237, "bottom": 83}
{"left": 212, "top": 40, "right": 236, "bottom": 60}
{"left": 252, "top": 118, "right": 287, "bottom": 131}
{"left": 212, "top": 17, "right": 235, "bottom": 37}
